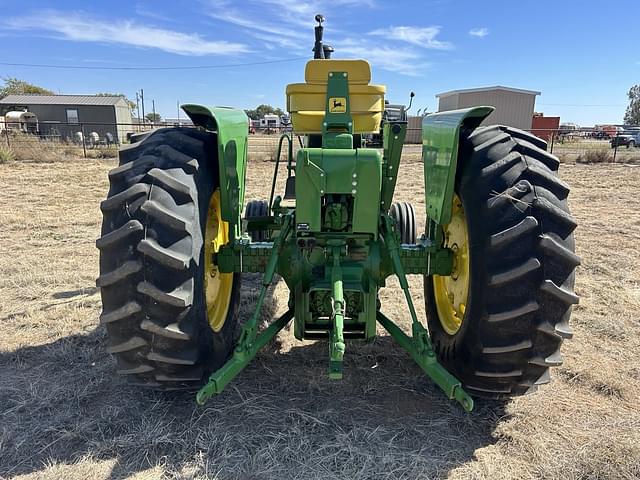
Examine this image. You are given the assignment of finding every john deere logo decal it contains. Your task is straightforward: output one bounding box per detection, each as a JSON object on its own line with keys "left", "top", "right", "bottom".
{"left": 329, "top": 97, "right": 346, "bottom": 113}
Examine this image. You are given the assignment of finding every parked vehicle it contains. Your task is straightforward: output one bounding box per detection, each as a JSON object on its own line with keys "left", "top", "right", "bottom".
{"left": 260, "top": 114, "right": 281, "bottom": 132}
{"left": 0, "top": 110, "right": 39, "bottom": 134}
{"left": 595, "top": 124, "right": 621, "bottom": 139}
{"left": 610, "top": 129, "right": 640, "bottom": 148}
{"left": 558, "top": 122, "right": 579, "bottom": 138}
{"left": 249, "top": 119, "right": 260, "bottom": 134}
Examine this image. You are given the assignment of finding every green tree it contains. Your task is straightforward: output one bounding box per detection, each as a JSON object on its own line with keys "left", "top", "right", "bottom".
{"left": 0, "top": 77, "right": 53, "bottom": 97}
{"left": 624, "top": 85, "right": 640, "bottom": 125}
{"left": 244, "top": 104, "right": 284, "bottom": 120}
{"left": 145, "top": 112, "right": 161, "bottom": 123}
{"left": 96, "top": 93, "right": 137, "bottom": 116}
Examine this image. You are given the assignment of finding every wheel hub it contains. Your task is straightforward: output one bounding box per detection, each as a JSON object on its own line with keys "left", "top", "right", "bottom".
{"left": 433, "top": 194, "right": 470, "bottom": 335}
{"left": 204, "top": 189, "right": 234, "bottom": 332}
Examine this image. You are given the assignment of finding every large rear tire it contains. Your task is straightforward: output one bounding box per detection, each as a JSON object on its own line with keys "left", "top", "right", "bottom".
{"left": 425, "top": 125, "right": 580, "bottom": 398}
{"left": 97, "top": 128, "right": 241, "bottom": 388}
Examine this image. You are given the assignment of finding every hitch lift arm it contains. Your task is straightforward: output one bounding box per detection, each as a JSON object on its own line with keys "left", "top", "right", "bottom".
{"left": 378, "top": 215, "right": 474, "bottom": 412}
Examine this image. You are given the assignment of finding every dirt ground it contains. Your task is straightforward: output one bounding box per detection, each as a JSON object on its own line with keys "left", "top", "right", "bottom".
{"left": 0, "top": 153, "right": 639, "bottom": 480}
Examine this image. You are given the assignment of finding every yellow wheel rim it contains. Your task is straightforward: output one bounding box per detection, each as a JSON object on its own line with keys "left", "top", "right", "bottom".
{"left": 433, "top": 194, "right": 470, "bottom": 335}
{"left": 204, "top": 189, "right": 234, "bottom": 332}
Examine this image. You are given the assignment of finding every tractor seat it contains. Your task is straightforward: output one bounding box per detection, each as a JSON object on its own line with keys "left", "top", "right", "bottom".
{"left": 286, "top": 59, "right": 386, "bottom": 134}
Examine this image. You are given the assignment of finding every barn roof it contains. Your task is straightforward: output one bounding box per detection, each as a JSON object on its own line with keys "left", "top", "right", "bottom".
{"left": 436, "top": 86, "right": 541, "bottom": 98}
{"left": 0, "top": 94, "right": 128, "bottom": 106}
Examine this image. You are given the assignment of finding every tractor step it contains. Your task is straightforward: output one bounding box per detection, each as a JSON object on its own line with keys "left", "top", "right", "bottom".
{"left": 284, "top": 176, "right": 296, "bottom": 200}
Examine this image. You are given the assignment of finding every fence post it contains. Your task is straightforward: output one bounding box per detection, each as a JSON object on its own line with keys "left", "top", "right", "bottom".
{"left": 81, "top": 123, "right": 87, "bottom": 158}
{"left": 4, "top": 126, "right": 9, "bottom": 148}
{"left": 613, "top": 134, "right": 618, "bottom": 163}
{"left": 549, "top": 131, "right": 554, "bottom": 154}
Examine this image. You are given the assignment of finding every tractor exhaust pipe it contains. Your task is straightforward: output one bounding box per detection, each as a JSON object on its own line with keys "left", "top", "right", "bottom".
{"left": 312, "top": 14, "right": 334, "bottom": 59}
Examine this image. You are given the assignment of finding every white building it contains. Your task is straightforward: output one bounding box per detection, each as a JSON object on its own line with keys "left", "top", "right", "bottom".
{"left": 436, "top": 86, "right": 540, "bottom": 131}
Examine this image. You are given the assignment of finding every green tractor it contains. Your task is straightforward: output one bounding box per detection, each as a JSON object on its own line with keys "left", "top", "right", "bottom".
{"left": 97, "top": 16, "right": 579, "bottom": 411}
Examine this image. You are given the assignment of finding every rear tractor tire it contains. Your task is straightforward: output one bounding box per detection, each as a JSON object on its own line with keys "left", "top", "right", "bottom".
{"left": 425, "top": 125, "right": 580, "bottom": 398}
{"left": 97, "top": 128, "right": 241, "bottom": 389}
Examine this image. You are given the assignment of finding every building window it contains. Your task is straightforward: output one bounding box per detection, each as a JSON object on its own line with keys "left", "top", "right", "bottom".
{"left": 66, "top": 109, "right": 79, "bottom": 124}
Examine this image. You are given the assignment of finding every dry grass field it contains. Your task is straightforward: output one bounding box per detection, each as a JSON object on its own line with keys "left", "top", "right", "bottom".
{"left": 1, "top": 150, "right": 639, "bottom": 479}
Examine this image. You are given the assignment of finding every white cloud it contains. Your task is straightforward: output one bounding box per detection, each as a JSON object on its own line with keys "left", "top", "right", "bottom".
{"left": 335, "top": 38, "right": 427, "bottom": 76}
{"left": 250, "top": 32, "right": 308, "bottom": 51}
{"left": 204, "top": 1, "right": 436, "bottom": 75}
{"left": 5, "top": 11, "right": 250, "bottom": 56}
{"left": 369, "top": 26, "right": 453, "bottom": 50}
{"left": 205, "top": 1, "right": 308, "bottom": 51}
{"left": 206, "top": 7, "right": 303, "bottom": 39}
{"left": 469, "top": 27, "right": 489, "bottom": 38}
{"left": 133, "top": 4, "right": 174, "bottom": 23}
{"left": 205, "top": 0, "right": 377, "bottom": 50}
{"left": 252, "top": 0, "right": 377, "bottom": 28}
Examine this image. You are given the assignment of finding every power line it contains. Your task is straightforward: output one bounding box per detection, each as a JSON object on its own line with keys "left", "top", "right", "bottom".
{"left": 0, "top": 57, "right": 308, "bottom": 71}
{"left": 539, "top": 103, "right": 625, "bottom": 107}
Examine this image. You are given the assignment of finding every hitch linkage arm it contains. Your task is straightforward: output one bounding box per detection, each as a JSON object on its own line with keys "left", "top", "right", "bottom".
{"left": 196, "top": 214, "right": 294, "bottom": 405}
{"left": 379, "top": 215, "right": 474, "bottom": 412}
{"left": 328, "top": 244, "right": 346, "bottom": 380}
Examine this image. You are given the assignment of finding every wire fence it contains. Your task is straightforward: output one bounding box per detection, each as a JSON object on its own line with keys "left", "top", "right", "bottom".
{"left": 2, "top": 121, "right": 639, "bottom": 164}
{"left": 530, "top": 129, "right": 640, "bottom": 163}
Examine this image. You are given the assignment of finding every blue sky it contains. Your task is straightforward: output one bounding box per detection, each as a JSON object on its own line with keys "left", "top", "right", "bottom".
{"left": 0, "top": 0, "right": 636, "bottom": 125}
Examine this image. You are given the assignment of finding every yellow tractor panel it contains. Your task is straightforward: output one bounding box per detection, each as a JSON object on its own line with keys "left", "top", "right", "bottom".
{"left": 286, "top": 84, "right": 385, "bottom": 133}
{"left": 304, "top": 59, "right": 372, "bottom": 85}
{"left": 287, "top": 59, "right": 386, "bottom": 134}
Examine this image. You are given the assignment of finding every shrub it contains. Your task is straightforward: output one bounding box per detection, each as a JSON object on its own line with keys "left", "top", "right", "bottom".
{"left": 576, "top": 149, "right": 613, "bottom": 164}
{"left": 85, "top": 149, "right": 117, "bottom": 159}
{"left": 0, "top": 145, "right": 15, "bottom": 163}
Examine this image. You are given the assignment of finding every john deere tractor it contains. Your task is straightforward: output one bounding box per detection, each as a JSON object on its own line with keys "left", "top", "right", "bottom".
{"left": 97, "top": 16, "right": 579, "bottom": 411}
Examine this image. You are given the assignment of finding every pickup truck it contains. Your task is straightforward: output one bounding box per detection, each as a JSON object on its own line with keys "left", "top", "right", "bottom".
{"left": 610, "top": 129, "right": 640, "bottom": 148}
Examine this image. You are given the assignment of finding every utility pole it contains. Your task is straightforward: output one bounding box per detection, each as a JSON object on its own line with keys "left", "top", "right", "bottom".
{"left": 135, "top": 92, "right": 141, "bottom": 131}
{"left": 177, "top": 101, "right": 180, "bottom": 124}
{"left": 140, "top": 88, "right": 145, "bottom": 123}
{"left": 152, "top": 99, "right": 156, "bottom": 124}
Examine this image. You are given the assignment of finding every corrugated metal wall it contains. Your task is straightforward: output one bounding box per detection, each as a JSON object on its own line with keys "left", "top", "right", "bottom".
{"left": 114, "top": 103, "right": 133, "bottom": 143}
{"left": 15, "top": 104, "right": 118, "bottom": 141}
{"left": 405, "top": 116, "right": 422, "bottom": 143}
{"left": 2, "top": 99, "right": 134, "bottom": 142}
{"left": 438, "top": 90, "right": 536, "bottom": 131}
{"left": 437, "top": 94, "right": 459, "bottom": 112}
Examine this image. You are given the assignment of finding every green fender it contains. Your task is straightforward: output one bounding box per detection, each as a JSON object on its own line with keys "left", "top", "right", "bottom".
{"left": 181, "top": 104, "right": 248, "bottom": 236}
{"left": 422, "top": 106, "right": 494, "bottom": 225}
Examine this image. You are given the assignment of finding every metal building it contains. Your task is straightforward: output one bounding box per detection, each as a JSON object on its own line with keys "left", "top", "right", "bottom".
{"left": 405, "top": 116, "right": 422, "bottom": 143}
{"left": 0, "top": 94, "right": 133, "bottom": 143}
{"left": 436, "top": 86, "right": 540, "bottom": 131}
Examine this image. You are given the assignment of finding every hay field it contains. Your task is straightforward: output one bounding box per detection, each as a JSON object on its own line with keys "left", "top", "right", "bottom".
{"left": 0, "top": 151, "right": 639, "bottom": 479}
